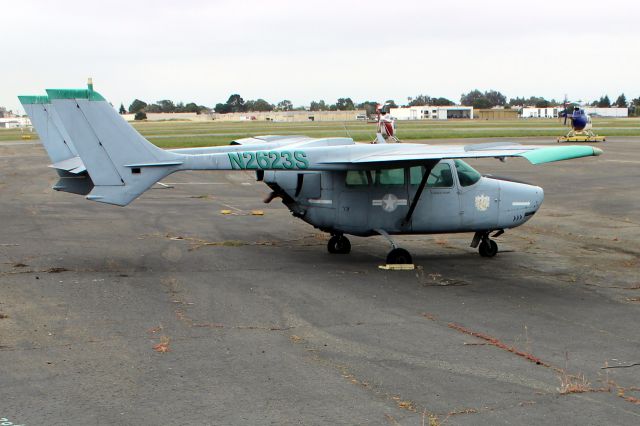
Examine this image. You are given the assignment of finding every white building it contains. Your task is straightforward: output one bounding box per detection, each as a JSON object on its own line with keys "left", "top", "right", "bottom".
{"left": 390, "top": 105, "right": 473, "bottom": 120}
{"left": 521, "top": 107, "right": 628, "bottom": 118}
{"left": 520, "top": 107, "right": 561, "bottom": 118}
{"left": 0, "top": 117, "right": 31, "bottom": 128}
{"left": 583, "top": 107, "right": 628, "bottom": 117}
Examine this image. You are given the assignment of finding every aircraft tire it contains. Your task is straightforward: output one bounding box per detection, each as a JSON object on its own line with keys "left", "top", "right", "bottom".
{"left": 328, "top": 235, "right": 351, "bottom": 254}
{"left": 386, "top": 248, "right": 413, "bottom": 265}
{"left": 479, "top": 239, "right": 498, "bottom": 257}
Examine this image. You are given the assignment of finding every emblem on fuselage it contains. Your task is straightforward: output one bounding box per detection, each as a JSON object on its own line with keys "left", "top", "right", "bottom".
{"left": 372, "top": 193, "right": 408, "bottom": 213}
{"left": 475, "top": 194, "right": 491, "bottom": 212}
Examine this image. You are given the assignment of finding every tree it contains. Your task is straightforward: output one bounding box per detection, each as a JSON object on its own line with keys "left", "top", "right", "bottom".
{"left": 134, "top": 111, "right": 147, "bottom": 120}
{"left": 431, "top": 97, "right": 454, "bottom": 106}
{"left": 508, "top": 97, "right": 526, "bottom": 107}
{"left": 226, "top": 94, "right": 246, "bottom": 113}
{"left": 473, "top": 98, "right": 492, "bottom": 109}
{"left": 336, "top": 98, "right": 355, "bottom": 111}
{"left": 145, "top": 103, "right": 162, "bottom": 113}
{"left": 214, "top": 103, "right": 230, "bottom": 114}
{"left": 385, "top": 100, "right": 398, "bottom": 109}
{"left": 615, "top": 93, "right": 627, "bottom": 108}
{"left": 310, "top": 100, "right": 329, "bottom": 111}
{"left": 245, "top": 99, "right": 273, "bottom": 111}
{"left": 156, "top": 100, "right": 176, "bottom": 113}
{"left": 460, "top": 90, "right": 484, "bottom": 107}
{"left": 276, "top": 100, "right": 293, "bottom": 111}
{"left": 357, "top": 101, "right": 378, "bottom": 117}
{"left": 531, "top": 97, "right": 550, "bottom": 108}
{"left": 128, "top": 99, "right": 147, "bottom": 114}
{"left": 461, "top": 90, "right": 506, "bottom": 108}
{"left": 184, "top": 102, "right": 201, "bottom": 113}
{"left": 629, "top": 97, "right": 640, "bottom": 116}
{"left": 597, "top": 95, "right": 611, "bottom": 108}
{"left": 118, "top": 103, "right": 126, "bottom": 114}
{"left": 408, "top": 95, "right": 431, "bottom": 106}
{"left": 484, "top": 90, "right": 506, "bottom": 107}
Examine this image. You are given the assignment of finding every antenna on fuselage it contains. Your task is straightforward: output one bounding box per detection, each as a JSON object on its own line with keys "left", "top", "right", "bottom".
{"left": 342, "top": 122, "right": 353, "bottom": 140}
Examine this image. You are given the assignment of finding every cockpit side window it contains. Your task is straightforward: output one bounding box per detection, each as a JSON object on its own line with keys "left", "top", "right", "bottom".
{"left": 345, "top": 170, "right": 370, "bottom": 186}
{"left": 373, "top": 168, "right": 405, "bottom": 186}
{"left": 454, "top": 159, "right": 481, "bottom": 187}
{"left": 409, "top": 163, "right": 453, "bottom": 188}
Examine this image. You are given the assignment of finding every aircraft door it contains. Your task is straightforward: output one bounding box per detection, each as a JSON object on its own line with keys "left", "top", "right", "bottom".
{"left": 367, "top": 168, "right": 410, "bottom": 233}
{"left": 454, "top": 160, "right": 500, "bottom": 230}
{"left": 336, "top": 170, "right": 371, "bottom": 234}
{"left": 408, "top": 161, "right": 461, "bottom": 232}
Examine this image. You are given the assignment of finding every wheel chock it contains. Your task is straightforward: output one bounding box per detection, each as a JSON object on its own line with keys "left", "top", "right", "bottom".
{"left": 378, "top": 264, "right": 415, "bottom": 270}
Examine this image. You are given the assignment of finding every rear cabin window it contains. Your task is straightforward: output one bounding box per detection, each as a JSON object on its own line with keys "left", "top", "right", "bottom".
{"left": 454, "top": 160, "right": 482, "bottom": 187}
{"left": 373, "top": 168, "right": 405, "bottom": 186}
{"left": 345, "top": 170, "right": 370, "bottom": 186}
{"left": 409, "top": 163, "right": 453, "bottom": 188}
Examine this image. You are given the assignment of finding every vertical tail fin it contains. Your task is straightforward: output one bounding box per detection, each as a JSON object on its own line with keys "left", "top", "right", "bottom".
{"left": 46, "top": 87, "right": 183, "bottom": 206}
{"left": 18, "top": 95, "right": 78, "bottom": 164}
{"left": 18, "top": 95, "right": 94, "bottom": 195}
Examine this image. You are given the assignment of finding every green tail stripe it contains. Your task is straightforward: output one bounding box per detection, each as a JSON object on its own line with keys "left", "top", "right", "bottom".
{"left": 45, "top": 88, "right": 106, "bottom": 101}
{"left": 18, "top": 95, "right": 50, "bottom": 104}
{"left": 520, "top": 146, "right": 600, "bottom": 165}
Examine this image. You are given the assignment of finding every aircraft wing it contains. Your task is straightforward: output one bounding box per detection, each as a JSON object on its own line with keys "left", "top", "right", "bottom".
{"left": 315, "top": 141, "right": 602, "bottom": 167}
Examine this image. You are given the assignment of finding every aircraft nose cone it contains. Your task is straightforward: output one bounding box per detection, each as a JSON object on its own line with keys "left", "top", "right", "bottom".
{"left": 533, "top": 186, "right": 544, "bottom": 210}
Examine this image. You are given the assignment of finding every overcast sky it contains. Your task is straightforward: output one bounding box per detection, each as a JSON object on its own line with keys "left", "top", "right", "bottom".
{"left": 3, "top": 0, "right": 639, "bottom": 112}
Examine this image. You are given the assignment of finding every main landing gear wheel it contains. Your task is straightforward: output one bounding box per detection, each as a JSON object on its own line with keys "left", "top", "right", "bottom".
{"left": 328, "top": 235, "right": 351, "bottom": 254}
{"left": 478, "top": 239, "right": 498, "bottom": 257}
{"left": 386, "top": 248, "right": 413, "bottom": 264}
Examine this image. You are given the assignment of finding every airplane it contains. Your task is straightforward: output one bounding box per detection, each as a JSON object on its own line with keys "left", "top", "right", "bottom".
{"left": 18, "top": 83, "right": 603, "bottom": 265}
{"left": 558, "top": 100, "right": 605, "bottom": 143}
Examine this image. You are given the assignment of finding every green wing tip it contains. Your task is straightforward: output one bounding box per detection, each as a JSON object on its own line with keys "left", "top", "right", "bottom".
{"left": 18, "top": 95, "right": 49, "bottom": 104}
{"left": 521, "top": 146, "right": 601, "bottom": 165}
{"left": 45, "top": 88, "right": 106, "bottom": 101}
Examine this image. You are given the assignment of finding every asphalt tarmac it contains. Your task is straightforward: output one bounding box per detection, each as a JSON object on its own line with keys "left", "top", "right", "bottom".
{"left": 1, "top": 137, "right": 639, "bottom": 425}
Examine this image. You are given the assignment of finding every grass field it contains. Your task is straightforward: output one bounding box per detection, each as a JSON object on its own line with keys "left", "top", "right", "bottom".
{"left": 3, "top": 117, "right": 640, "bottom": 147}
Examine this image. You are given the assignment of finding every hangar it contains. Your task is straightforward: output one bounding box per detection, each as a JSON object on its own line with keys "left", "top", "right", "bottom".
{"left": 390, "top": 105, "right": 473, "bottom": 120}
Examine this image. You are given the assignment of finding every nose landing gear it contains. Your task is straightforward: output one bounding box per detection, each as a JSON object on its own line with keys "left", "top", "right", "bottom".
{"left": 478, "top": 238, "right": 498, "bottom": 257}
{"left": 471, "top": 231, "right": 500, "bottom": 258}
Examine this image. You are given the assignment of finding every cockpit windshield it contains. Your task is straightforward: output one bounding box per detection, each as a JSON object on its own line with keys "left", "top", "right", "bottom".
{"left": 454, "top": 159, "right": 481, "bottom": 187}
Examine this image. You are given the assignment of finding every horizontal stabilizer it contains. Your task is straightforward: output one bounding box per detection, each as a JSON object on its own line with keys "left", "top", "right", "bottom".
{"left": 52, "top": 171, "right": 94, "bottom": 195}
{"left": 50, "top": 156, "right": 86, "bottom": 174}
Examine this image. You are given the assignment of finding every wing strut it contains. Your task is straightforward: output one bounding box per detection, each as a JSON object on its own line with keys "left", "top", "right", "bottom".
{"left": 402, "top": 162, "right": 437, "bottom": 226}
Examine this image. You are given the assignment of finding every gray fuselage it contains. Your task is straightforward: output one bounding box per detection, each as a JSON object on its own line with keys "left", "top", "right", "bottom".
{"left": 263, "top": 159, "right": 544, "bottom": 237}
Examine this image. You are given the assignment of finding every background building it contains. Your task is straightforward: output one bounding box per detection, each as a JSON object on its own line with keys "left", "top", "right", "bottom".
{"left": 390, "top": 105, "right": 473, "bottom": 120}
{"left": 583, "top": 107, "right": 628, "bottom": 117}
{"left": 123, "top": 110, "right": 368, "bottom": 122}
{"left": 0, "top": 117, "right": 30, "bottom": 128}
{"left": 475, "top": 109, "right": 519, "bottom": 120}
{"left": 521, "top": 107, "right": 628, "bottom": 118}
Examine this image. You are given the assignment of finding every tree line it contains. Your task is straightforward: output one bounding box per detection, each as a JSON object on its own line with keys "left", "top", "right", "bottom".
{"left": 460, "top": 90, "right": 634, "bottom": 110}
{"left": 122, "top": 91, "right": 640, "bottom": 120}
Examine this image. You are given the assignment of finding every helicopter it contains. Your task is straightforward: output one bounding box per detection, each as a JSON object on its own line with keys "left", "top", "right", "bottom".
{"left": 558, "top": 98, "right": 605, "bottom": 143}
